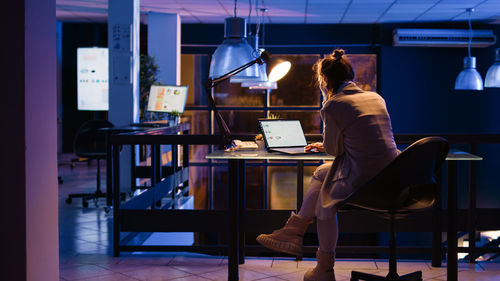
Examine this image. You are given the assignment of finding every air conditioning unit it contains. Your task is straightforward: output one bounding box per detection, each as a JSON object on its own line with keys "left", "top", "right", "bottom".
{"left": 393, "top": 28, "right": 497, "bottom": 47}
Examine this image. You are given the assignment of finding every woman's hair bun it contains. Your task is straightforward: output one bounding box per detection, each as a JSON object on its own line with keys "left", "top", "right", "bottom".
{"left": 333, "top": 49, "right": 344, "bottom": 60}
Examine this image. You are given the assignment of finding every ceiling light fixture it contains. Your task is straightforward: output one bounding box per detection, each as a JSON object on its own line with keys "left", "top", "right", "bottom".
{"left": 209, "top": 0, "right": 260, "bottom": 81}
{"left": 484, "top": 48, "right": 500, "bottom": 88}
{"left": 240, "top": 4, "right": 291, "bottom": 90}
{"left": 454, "top": 8, "right": 483, "bottom": 91}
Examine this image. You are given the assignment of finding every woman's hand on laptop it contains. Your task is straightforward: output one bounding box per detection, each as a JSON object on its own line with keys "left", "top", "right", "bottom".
{"left": 305, "top": 142, "right": 325, "bottom": 152}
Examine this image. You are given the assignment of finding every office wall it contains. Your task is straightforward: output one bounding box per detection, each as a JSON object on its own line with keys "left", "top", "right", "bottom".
{"left": 1, "top": 0, "right": 27, "bottom": 279}
{"left": 1, "top": 0, "right": 59, "bottom": 280}
{"left": 25, "top": 0, "right": 59, "bottom": 280}
{"left": 378, "top": 24, "right": 500, "bottom": 209}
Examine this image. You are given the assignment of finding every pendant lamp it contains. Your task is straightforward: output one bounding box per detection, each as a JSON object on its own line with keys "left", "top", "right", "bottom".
{"left": 454, "top": 8, "right": 483, "bottom": 91}
{"left": 209, "top": 16, "right": 260, "bottom": 81}
{"left": 231, "top": 33, "right": 268, "bottom": 84}
{"left": 240, "top": 6, "right": 291, "bottom": 89}
{"left": 240, "top": 35, "right": 292, "bottom": 89}
{"left": 484, "top": 48, "right": 500, "bottom": 88}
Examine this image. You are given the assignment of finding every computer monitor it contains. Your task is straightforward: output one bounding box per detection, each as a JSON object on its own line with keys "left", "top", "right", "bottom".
{"left": 77, "top": 47, "right": 109, "bottom": 111}
{"left": 146, "top": 85, "right": 188, "bottom": 113}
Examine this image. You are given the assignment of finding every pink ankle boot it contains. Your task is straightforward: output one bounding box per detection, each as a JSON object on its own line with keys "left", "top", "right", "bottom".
{"left": 303, "top": 250, "right": 335, "bottom": 281}
{"left": 256, "top": 213, "right": 312, "bottom": 256}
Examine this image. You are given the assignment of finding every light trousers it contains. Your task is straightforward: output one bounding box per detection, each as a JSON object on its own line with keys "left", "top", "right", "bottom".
{"left": 298, "top": 163, "right": 338, "bottom": 254}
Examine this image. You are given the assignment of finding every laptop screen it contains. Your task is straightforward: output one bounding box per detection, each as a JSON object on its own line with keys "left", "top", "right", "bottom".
{"left": 259, "top": 119, "right": 308, "bottom": 148}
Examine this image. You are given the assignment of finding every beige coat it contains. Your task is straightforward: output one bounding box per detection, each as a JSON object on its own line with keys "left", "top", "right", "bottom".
{"left": 315, "top": 82, "right": 399, "bottom": 220}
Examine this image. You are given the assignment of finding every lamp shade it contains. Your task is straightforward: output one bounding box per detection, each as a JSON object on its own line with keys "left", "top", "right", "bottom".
{"left": 485, "top": 48, "right": 500, "bottom": 88}
{"left": 209, "top": 17, "right": 260, "bottom": 81}
{"left": 268, "top": 60, "right": 291, "bottom": 82}
{"left": 231, "top": 35, "right": 267, "bottom": 83}
{"left": 455, "top": 56, "right": 483, "bottom": 91}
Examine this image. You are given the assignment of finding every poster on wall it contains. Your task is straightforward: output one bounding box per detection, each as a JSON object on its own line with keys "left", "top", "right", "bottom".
{"left": 77, "top": 47, "right": 109, "bottom": 111}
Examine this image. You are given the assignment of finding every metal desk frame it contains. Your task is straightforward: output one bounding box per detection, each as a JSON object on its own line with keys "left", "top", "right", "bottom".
{"left": 206, "top": 149, "right": 482, "bottom": 281}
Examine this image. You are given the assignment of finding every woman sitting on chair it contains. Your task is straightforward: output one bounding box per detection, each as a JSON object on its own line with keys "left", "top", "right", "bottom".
{"left": 257, "top": 49, "right": 400, "bottom": 281}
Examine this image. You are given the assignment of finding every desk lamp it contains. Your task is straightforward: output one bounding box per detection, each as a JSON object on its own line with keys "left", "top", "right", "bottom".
{"left": 204, "top": 51, "right": 273, "bottom": 146}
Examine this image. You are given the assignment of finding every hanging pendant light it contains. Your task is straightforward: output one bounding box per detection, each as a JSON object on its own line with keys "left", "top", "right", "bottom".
{"left": 484, "top": 48, "right": 500, "bottom": 88}
{"left": 209, "top": 1, "right": 260, "bottom": 81}
{"left": 454, "top": 8, "right": 483, "bottom": 91}
{"left": 230, "top": 33, "right": 268, "bottom": 83}
{"left": 240, "top": 6, "right": 291, "bottom": 89}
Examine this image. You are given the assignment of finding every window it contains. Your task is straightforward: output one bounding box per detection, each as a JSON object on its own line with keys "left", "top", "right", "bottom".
{"left": 181, "top": 53, "right": 377, "bottom": 210}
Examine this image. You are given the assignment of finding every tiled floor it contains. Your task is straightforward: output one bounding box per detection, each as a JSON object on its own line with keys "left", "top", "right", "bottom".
{"left": 58, "top": 157, "right": 500, "bottom": 281}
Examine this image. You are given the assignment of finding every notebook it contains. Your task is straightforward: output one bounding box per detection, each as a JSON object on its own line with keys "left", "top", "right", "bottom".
{"left": 258, "top": 119, "right": 320, "bottom": 155}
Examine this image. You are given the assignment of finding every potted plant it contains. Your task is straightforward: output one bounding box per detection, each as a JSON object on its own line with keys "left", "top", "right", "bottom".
{"left": 168, "top": 110, "right": 181, "bottom": 126}
{"left": 139, "top": 54, "right": 162, "bottom": 122}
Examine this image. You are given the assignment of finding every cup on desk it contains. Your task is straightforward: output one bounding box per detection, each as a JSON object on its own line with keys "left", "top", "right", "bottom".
{"left": 256, "top": 140, "right": 265, "bottom": 150}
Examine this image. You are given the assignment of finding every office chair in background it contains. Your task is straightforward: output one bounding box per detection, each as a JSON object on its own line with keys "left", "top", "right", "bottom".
{"left": 340, "top": 137, "right": 449, "bottom": 281}
{"left": 66, "top": 120, "right": 114, "bottom": 207}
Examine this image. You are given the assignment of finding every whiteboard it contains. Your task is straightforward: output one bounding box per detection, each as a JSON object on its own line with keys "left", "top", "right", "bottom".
{"left": 77, "top": 47, "right": 109, "bottom": 111}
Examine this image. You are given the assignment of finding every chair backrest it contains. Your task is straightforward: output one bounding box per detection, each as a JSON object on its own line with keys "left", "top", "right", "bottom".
{"left": 73, "top": 120, "right": 114, "bottom": 158}
{"left": 341, "top": 136, "right": 449, "bottom": 214}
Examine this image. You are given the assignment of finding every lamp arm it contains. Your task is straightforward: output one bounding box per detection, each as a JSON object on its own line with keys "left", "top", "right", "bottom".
{"left": 211, "top": 57, "right": 263, "bottom": 87}
{"left": 203, "top": 51, "right": 270, "bottom": 146}
{"left": 203, "top": 81, "right": 232, "bottom": 146}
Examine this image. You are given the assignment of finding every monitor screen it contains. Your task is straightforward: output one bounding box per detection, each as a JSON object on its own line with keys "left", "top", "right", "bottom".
{"left": 77, "top": 47, "right": 109, "bottom": 111}
{"left": 147, "top": 85, "right": 189, "bottom": 113}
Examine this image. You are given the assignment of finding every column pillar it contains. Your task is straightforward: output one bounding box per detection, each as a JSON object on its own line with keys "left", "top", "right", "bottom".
{"left": 108, "top": 0, "right": 141, "bottom": 191}
{"left": 147, "top": 12, "right": 181, "bottom": 85}
{"left": 108, "top": 0, "right": 140, "bottom": 125}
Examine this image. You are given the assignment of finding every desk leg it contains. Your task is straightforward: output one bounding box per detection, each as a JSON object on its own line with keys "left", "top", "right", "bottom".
{"left": 151, "top": 144, "right": 160, "bottom": 209}
{"left": 432, "top": 170, "right": 443, "bottom": 267}
{"left": 238, "top": 160, "right": 246, "bottom": 265}
{"left": 106, "top": 134, "right": 112, "bottom": 207}
{"left": 448, "top": 161, "right": 458, "bottom": 281}
{"left": 297, "top": 161, "right": 304, "bottom": 212}
{"left": 468, "top": 144, "right": 477, "bottom": 263}
{"left": 228, "top": 159, "right": 240, "bottom": 281}
{"left": 112, "top": 144, "right": 121, "bottom": 257}
{"left": 131, "top": 145, "right": 137, "bottom": 191}
{"left": 296, "top": 160, "right": 304, "bottom": 261}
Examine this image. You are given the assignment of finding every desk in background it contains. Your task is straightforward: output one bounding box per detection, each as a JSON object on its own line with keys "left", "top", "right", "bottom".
{"left": 110, "top": 126, "right": 230, "bottom": 256}
{"left": 206, "top": 149, "right": 482, "bottom": 281}
{"left": 101, "top": 123, "right": 185, "bottom": 207}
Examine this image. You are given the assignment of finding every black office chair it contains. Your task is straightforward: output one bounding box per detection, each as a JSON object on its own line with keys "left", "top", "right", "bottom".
{"left": 340, "top": 137, "right": 449, "bottom": 281}
{"left": 66, "top": 120, "right": 114, "bottom": 207}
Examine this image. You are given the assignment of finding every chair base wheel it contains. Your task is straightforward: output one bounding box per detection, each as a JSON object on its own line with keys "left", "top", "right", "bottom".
{"left": 351, "top": 270, "right": 422, "bottom": 281}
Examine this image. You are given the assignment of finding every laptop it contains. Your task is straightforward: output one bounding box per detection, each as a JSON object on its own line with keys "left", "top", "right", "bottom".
{"left": 259, "top": 119, "right": 320, "bottom": 155}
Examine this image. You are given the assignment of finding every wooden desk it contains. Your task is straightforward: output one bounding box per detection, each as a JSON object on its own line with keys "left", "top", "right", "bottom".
{"left": 206, "top": 149, "right": 482, "bottom": 281}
